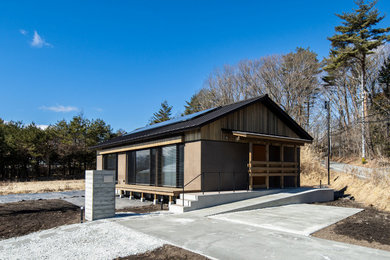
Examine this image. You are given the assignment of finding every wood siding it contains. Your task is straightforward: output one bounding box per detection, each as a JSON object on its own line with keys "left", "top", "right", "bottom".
{"left": 200, "top": 102, "right": 299, "bottom": 142}
{"left": 117, "top": 153, "right": 126, "bottom": 184}
{"left": 97, "top": 136, "right": 183, "bottom": 155}
{"left": 96, "top": 155, "right": 103, "bottom": 170}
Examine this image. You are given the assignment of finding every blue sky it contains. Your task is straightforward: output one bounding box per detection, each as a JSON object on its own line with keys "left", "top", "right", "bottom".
{"left": 1, "top": 0, "right": 389, "bottom": 132}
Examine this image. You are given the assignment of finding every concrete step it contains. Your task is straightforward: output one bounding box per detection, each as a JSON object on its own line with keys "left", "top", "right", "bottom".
{"left": 169, "top": 204, "right": 193, "bottom": 213}
{"left": 179, "top": 193, "right": 198, "bottom": 201}
{"left": 176, "top": 199, "right": 199, "bottom": 207}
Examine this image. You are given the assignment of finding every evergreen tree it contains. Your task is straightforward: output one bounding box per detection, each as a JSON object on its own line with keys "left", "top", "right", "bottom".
{"left": 150, "top": 100, "right": 172, "bottom": 125}
{"left": 183, "top": 94, "right": 202, "bottom": 115}
{"left": 378, "top": 56, "right": 390, "bottom": 97}
{"left": 324, "top": 0, "right": 390, "bottom": 160}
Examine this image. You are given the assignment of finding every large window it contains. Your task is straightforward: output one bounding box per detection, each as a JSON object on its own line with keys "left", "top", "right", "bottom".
{"left": 135, "top": 149, "right": 151, "bottom": 185}
{"left": 127, "top": 144, "right": 184, "bottom": 187}
{"left": 103, "top": 153, "right": 117, "bottom": 181}
{"left": 160, "top": 145, "right": 178, "bottom": 187}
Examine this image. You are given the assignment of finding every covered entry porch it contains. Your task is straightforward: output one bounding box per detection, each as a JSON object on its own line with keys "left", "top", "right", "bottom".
{"left": 232, "top": 131, "right": 311, "bottom": 190}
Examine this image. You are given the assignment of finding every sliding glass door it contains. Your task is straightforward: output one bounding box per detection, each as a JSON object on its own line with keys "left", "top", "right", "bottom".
{"left": 160, "top": 145, "right": 177, "bottom": 187}
{"left": 126, "top": 144, "right": 184, "bottom": 187}
{"left": 135, "top": 149, "right": 150, "bottom": 185}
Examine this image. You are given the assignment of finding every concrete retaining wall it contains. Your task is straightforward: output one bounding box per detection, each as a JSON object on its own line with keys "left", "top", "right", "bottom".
{"left": 85, "top": 170, "right": 116, "bottom": 221}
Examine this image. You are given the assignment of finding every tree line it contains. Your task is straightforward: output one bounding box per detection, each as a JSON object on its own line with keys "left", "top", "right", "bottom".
{"left": 153, "top": 0, "right": 390, "bottom": 161}
{"left": 2, "top": 1, "right": 389, "bottom": 182}
{"left": 0, "top": 116, "right": 119, "bottom": 181}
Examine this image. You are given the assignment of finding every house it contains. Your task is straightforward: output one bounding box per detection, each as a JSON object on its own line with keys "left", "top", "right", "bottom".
{"left": 91, "top": 94, "right": 312, "bottom": 203}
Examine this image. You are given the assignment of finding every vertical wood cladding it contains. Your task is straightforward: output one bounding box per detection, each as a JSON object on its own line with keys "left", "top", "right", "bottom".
{"left": 199, "top": 102, "right": 299, "bottom": 141}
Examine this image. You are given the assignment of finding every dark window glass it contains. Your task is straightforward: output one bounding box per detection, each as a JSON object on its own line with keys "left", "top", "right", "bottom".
{"left": 127, "top": 151, "right": 136, "bottom": 184}
{"left": 161, "top": 145, "right": 177, "bottom": 187}
{"left": 177, "top": 144, "right": 184, "bottom": 187}
{"left": 283, "top": 147, "right": 295, "bottom": 162}
{"left": 269, "top": 145, "right": 281, "bottom": 162}
{"left": 135, "top": 149, "right": 150, "bottom": 185}
{"left": 103, "top": 153, "right": 117, "bottom": 181}
{"left": 150, "top": 148, "right": 157, "bottom": 185}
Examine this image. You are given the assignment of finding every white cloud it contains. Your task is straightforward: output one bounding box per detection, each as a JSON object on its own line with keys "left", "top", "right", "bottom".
{"left": 19, "top": 29, "right": 28, "bottom": 35}
{"left": 40, "top": 105, "right": 79, "bottom": 113}
{"left": 31, "top": 30, "right": 52, "bottom": 48}
{"left": 37, "top": 124, "right": 49, "bottom": 130}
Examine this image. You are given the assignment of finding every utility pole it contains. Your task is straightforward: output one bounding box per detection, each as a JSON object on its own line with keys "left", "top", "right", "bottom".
{"left": 325, "top": 101, "right": 330, "bottom": 185}
{"left": 361, "top": 73, "right": 366, "bottom": 162}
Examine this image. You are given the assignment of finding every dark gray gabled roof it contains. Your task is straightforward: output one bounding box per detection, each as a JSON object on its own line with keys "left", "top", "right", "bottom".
{"left": 92, "top": 94, "right": 313, "bottom": 150}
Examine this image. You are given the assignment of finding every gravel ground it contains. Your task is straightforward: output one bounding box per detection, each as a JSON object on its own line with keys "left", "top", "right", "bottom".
{"left": 0, "top": 220, "right": 165, "bottom": 260}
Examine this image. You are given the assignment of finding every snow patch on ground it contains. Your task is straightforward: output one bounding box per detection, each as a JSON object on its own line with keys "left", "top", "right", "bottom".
{"left": 0, "top": 190, "right": 85, "bottom": 204}
{"left": 0, "top": 219, "right": 164, "bottom": 260}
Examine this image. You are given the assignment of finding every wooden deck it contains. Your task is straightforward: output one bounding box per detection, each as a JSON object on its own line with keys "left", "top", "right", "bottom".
{"left": 116, "top": 184, "right": 199, "bottom": 197}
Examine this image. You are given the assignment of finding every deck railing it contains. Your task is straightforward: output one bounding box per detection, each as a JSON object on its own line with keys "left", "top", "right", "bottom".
{"left": 181, "top": 171, "right": 249, "bottom": 206}
{"left": 248, "top": 161, "right": 298, "bottom": 188}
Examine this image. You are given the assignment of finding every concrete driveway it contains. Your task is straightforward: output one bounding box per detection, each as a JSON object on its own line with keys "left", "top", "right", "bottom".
{"left": 209, "top": 204, "right": 362, "bottom": 236}
{"left": 118, "top": 203, "right": 390, "bottom": 260}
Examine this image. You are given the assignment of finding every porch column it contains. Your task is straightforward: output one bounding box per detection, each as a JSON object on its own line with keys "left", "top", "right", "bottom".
{"left": 294, "top": 145, "right": 298, "bottom": 187}
{"left": 265, "top": 143, "right": 269, "bottom": 189}
{"left": 280, "top": 145, "right": 284, "bottom": 188}
{"left": 248, "top": 142, "right": 253, "bottom": 190}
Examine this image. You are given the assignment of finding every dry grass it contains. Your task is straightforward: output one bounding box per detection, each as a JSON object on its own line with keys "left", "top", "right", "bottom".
{"left": 300, "top": 145, "right": 390, "bottom": 212}
{"left": 333, "top": 156, "right": 390, "bottom": 168}
{"left": 0, "top": 180, "right": 84, "bottom": 195}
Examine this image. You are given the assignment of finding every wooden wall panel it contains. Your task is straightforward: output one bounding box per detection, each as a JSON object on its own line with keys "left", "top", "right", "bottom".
{"left": 117, "top": 153, "right": 127, "bottom": 184}
{"left": 200, "top": 102, "right": 300, "bottom": 141}
{"left": 96, "top": 155, "right": 103, "bottom": 170}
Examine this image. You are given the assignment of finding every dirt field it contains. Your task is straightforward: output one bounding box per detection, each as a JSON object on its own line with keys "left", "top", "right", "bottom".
{"left": 0, "top": 199, "right": 81, "bottom": 240}
{"left": 0, "top": 199, "right": 171, "bottom": 240}
{"left": 0, "top": 180, "right": 84, "bottom": 195}
{"left": 313, "top": 198, "right": 390, "bottom": 251}
{"left": 117, "top": 244, "right": 209, "bottom": 260}
{"left": 118, "top": 204, "right": 169, "bottom": 213}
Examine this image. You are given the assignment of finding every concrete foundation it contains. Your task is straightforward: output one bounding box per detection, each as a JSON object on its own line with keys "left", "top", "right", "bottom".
{"left": 85, "top": 170, "right": 116, "bottom": 221}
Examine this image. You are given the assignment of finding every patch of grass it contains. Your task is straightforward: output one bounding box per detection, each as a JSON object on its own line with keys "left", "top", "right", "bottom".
{"left": 300, "top": 146, "right": 390, "bottom": 212}
{"left": 0, "top": 180, "right": 84, "bottom": 195}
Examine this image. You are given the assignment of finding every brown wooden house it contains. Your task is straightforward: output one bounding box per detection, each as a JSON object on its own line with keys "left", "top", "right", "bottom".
{"left": 91, "top": 95, "right": 312, "bottom": 203}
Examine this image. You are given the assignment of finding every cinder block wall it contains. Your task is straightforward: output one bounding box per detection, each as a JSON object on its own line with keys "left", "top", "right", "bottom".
{"left": 85, "top": 170, "right": 116, "bottom": 221}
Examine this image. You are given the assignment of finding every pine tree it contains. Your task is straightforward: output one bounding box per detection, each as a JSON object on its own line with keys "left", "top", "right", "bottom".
{"left": 324, "top": 0, "right": 390, "bottom": 161}
{"left": 183, "top": 94, "right": 202, "bottom": 115}
{"left": 150, "top": 100, "right": 173, "bottom": 125}
{"left": 378, "top": 56, "right": 390, "bottom": 97}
